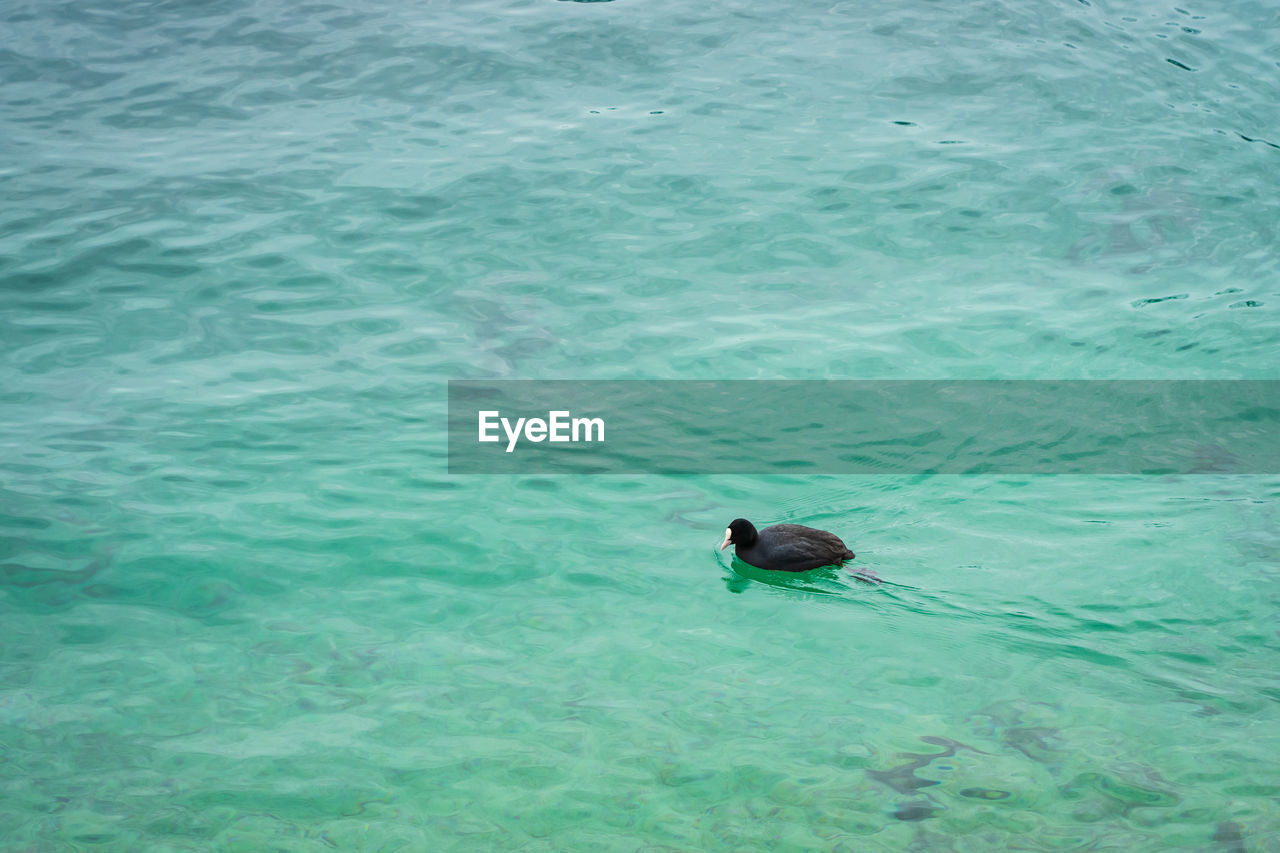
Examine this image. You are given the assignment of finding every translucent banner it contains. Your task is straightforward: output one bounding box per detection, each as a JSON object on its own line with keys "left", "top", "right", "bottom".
{"left": 447, "top": 380, "right": 1280, "bottom": 474}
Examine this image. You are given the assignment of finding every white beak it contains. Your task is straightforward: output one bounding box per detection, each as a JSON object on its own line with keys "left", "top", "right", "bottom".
{"left": 719, "top": 528, "right": 732, "bottom": 550}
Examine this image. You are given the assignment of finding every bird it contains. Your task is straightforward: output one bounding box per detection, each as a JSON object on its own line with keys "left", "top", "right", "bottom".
{"left": 719, "top": 518, "right": 856, "bottom": 573}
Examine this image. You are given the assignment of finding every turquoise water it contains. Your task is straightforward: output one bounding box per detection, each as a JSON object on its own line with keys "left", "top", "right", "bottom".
{"left": 2, "top": 0, "right": 1279, "bottom": 848}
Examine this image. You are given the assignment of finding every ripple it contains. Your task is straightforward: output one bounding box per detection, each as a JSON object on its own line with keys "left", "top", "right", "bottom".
{"left": 1, "top": 0, "right": 1279, "bottom": 847}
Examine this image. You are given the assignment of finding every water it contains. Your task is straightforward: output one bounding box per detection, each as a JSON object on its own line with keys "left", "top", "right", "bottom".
{"left": 2, "top": 0, "right": 1278, "bottom": 848}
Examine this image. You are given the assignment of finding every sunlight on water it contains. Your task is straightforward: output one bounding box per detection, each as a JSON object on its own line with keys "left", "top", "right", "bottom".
{"left": 1, "top": 0, "right": 1278, "bottom": 848}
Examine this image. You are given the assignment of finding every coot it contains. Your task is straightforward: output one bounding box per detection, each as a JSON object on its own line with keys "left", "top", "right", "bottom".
{"left": 719, "top": 518, "right": 855, "bottom": 572}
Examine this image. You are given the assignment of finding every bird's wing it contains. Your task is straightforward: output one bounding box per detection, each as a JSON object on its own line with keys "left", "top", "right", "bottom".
{"left": 760, "top": 525, "right": 853, "bottom": 562}
{"left": 767, "top": 525, "right": 851, "bottom": 553}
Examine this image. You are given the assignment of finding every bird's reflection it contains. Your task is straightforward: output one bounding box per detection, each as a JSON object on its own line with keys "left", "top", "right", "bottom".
{"left": 720, "top": 552, "right": 881, "bottom": 596}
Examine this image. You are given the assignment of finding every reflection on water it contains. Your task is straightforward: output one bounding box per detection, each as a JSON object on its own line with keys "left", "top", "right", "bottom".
{"left": 721, "top": 553, "right": 882, "bottom": 596}
{"left": 1, "top": 0, "right": 1278, "bottom": 845}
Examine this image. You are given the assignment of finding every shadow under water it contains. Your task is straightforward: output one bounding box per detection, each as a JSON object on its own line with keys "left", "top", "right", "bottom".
{"left": 866, "top": 735, "right": 997, "bottom": 822}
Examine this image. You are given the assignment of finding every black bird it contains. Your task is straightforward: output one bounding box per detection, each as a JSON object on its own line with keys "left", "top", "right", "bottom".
{"left": 719, "top": 518, "right": 855, "bottom": 573}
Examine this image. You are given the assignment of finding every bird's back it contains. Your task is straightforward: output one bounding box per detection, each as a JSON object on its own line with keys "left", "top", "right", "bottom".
{"left": 744, "top": 524, "right": 855, "bottom": 571}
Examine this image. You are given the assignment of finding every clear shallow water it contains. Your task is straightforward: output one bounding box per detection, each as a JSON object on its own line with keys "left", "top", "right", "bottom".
{"left": 1, "top": 0, "right": 1279, "bottom": 848}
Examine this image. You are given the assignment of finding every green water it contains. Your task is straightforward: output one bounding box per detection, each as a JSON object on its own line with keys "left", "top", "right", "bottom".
{"left": 2, "top": 0, "right": 1279, "bottom": 848}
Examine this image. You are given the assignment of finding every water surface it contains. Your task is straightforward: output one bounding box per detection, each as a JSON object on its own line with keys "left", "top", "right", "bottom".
{"left": 2, "top": 0, "right": 1279, "bottom": 848}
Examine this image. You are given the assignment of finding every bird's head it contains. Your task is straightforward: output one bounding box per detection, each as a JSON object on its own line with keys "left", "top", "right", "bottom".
{"left": 719, "top": 518, "right": 758, "bottom": 550}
